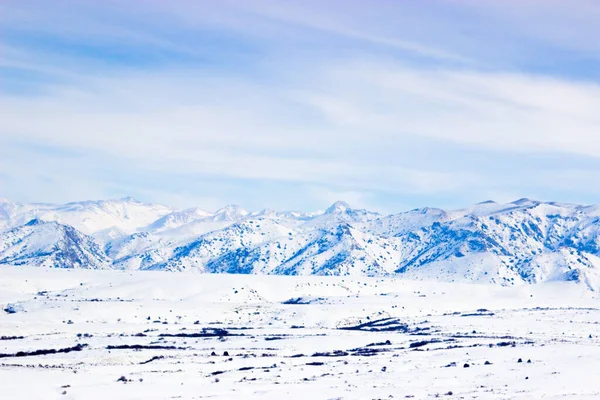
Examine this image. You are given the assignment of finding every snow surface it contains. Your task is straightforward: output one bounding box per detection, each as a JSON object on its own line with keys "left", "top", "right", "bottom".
{"left": 1, "top": 267, "right": 599, "bottom": 399}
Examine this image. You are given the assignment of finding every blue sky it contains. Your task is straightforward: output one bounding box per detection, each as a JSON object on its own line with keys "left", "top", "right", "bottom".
{"left": 2, "top": 0, "right": 600, "bottom": 213}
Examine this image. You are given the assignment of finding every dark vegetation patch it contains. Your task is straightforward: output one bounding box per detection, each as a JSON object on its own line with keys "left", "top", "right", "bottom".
{"left": 0, "top": 344, "right": 87, "bottom": 359}
{"left": 282, "top": 297, "right": 326, "bottom": 305}
{"left": 527, "top": 307, "right": 600, "bottom": 312}
{"left": 349, "top": 347, "right": 388, "bottom": 357}
{"left": 496, "top": 341, "right": 517, "bottom": 347}
{"left": 75, "top": 298, "right": 134, "bottom": 303}
{"left": 409, "top": 339, "right": 444, "bottom": 348}
{"left": 311, "top": 346, "right": 391, "bottom": 358}
{"left": 426, "top": 343, "right": 493, "bottom": 352}
{"left": 140, "top": 356, "right": 165, "bottom": 364}
{"left": 489, "top": 340, "right": 534, "bottom": 348}
{"left": 442, "top": 343, "right": 487, "bottom": 351}
{"left": 366, "top": 340, "right": 392, "bottom": 347}
{"left": 0, "top": 336, "right": 25, "bottom": 341}
{"left": 408, "top": 328, "right": 435, "bottom": 336}
{"left": 444, "top": 362, "right": 457, "bottom": 368}
{"left": 338, "top": 318, "right": 410, "bottom": 333}
{"left": 3, "top": 304, "right": 22, "bottom": 314}
{"left": 449, "top": 334, "right": 519, "bottom": 339}
{"left": 107, "top": 345, "right": 186, "bottom": 350}
{"left": 461, "top": 312, "right": 496, "bottom": 317}
{"left": 311, "top": 350, "right": 349, "bottom": 357}
{"left": 159, "top": 328, "right": 239, "bottom": 338}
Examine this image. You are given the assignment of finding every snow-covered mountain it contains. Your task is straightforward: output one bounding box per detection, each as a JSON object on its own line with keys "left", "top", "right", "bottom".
{"left": 2, "top": 197, "right": 600, "bottom": 289}
{"left": 0, "top": 219, "right": 110, "bottom": 269}
{"left": 0, "top": 197, "right": 173, "bottom": 237}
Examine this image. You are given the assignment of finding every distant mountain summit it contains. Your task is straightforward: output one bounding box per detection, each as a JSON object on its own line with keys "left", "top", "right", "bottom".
{"left": 325, "top": 201, "right": 352, "bottom": 214}
{"left": 1, "top": 198, "right": 600, "bottom": 290}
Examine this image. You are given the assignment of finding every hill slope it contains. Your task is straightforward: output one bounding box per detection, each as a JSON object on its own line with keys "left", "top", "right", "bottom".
{"left": 0, "top": 219, "right": 110, "bottom": 269}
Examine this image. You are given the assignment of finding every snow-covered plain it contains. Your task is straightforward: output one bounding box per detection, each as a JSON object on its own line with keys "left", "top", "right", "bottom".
{"left": 1, "top": 267, "right": 599, "bottom": 399}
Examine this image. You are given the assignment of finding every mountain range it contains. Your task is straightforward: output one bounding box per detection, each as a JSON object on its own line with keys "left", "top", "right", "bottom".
{"left": 1, "top": 197, "right": 600, "bottom": 290}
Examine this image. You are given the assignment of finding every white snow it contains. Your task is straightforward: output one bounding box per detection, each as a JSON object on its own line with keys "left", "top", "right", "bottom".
{"left": 1, "top": 267, "right": 599, "bottom": 399}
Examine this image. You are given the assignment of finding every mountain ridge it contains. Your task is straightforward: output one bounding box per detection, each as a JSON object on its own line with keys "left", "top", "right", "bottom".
{"left": 1, "top": 197, "right": 600, "bottom": 290}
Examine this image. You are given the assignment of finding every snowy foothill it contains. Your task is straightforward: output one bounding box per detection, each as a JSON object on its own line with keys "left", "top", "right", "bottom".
{"left": 1, "top": 267, "right": 599, "bottom": 399}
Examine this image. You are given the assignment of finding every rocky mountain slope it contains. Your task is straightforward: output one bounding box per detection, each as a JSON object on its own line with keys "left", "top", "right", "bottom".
{"left": 0, "top": 218, "right": 110, "bottom": 269}
{"left": 1, "top": 198, "right": 600, "bottom": 289}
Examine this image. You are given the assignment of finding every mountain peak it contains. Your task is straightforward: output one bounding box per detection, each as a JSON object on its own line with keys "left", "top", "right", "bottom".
{"left": 25, "top": 218, "right": 45, "bottom": 226}
{"left": 259, "top": 208, "right": 277, "bottom": 217}
{"left": 511, "top": 198, "right": 539, "bottom": 206}
{"left": 118, "top": 196, "right": 140, "bottom": 203}
{"left": 325, "top": 201, "right": 351, "bottom": 214}
{"left": 216, "top": 205, "right": 248, "bottom": 214}
{"left": 214, "top": 205, "right": 249, "bottom": 221}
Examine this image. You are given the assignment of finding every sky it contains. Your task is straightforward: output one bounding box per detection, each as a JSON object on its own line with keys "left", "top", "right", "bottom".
{"left": 2, "top": 0, "right": 600, "bottom": 213}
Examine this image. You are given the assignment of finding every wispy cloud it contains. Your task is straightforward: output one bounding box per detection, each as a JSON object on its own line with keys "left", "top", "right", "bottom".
{"left": 1, "top": 0, "right": 600, "bottom": 211}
